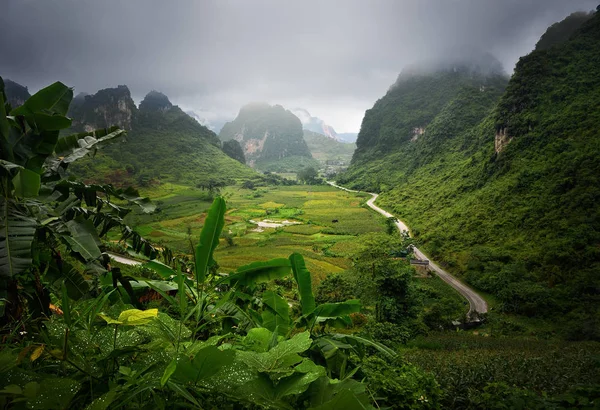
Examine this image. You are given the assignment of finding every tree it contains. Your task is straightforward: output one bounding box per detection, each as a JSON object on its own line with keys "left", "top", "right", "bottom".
{"left": 222, "top": 139, "right": 246, "bottom": 164}
{"left": 298, "top": 166, "right": 318, "bottom": 184}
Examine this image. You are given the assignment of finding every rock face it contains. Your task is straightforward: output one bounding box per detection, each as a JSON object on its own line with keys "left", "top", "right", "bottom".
{"left": 219, "top": 103, "right": 312, "bottom": 166}
{"left": 292, "top": 108, "right": 339, "bottom": 140}
{"left": 69, "top": 85, "right": 137, "bottom": 131}
{"left": 3, "top": 79, "right": 31, "bottom": 108}
{"left": 494, "top": 127, "right": 511, "bottom": 153}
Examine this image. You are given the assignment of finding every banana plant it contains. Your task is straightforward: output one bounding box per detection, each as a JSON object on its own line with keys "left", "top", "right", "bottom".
{"left": 0, "top": 77, "right": 156, "bottom": 320}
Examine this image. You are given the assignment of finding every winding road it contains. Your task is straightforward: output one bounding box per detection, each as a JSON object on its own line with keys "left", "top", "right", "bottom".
{"left": 328, "top": 181, "right": 488, "bottom": 317}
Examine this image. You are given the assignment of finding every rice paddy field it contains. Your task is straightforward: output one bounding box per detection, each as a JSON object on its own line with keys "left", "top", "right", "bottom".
{"left": 128, "top": 184, "right": 385, "bottom": 282}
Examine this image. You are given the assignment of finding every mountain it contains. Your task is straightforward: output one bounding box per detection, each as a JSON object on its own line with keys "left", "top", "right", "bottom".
{"left": 68, "top": 87, "right": 256, "bottom": 186}
{"left": 303, "top": 130, "right": 355, "bottom": 165}
{"left": 3, "top": 78, "right": 31, "bottom": 108}
{"left": 185, "top": 110, "right": 228, "bottom": 133}
{"left": 292, "top": 108, "right": 339, "bottom": 140}
{"left": 68, "top": 85, "right": 137, "bottom": 131}
{"left": 340, "top": 12, "right": 600, "bottom": 339}
{"left": 535, "top": 10, "right": 595, "bottom": 51}
{"left": 337, "top": 132, "right": 358, "bottom": 143}
{"left": 219, "top": 102, "right": 314, "bottom": 171}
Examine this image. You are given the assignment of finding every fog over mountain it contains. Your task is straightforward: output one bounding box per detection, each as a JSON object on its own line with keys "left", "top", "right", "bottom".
{"left": 1, "top": 0, "right": 597, "bottom": 132}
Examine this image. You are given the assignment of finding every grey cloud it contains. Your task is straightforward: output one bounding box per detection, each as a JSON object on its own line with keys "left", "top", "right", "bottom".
{"left": 1, "top": 0, "right": 597, "bottom": 132}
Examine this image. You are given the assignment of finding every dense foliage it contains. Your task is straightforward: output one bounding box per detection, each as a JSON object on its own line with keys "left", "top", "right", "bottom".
{"left": 222, "top": 139, "right": 246, "bottom": 164}
{"left": 303, "top": 130, "right": 355, "bottom": 165}
{"left": 535, "top": 11, "right": 594, "bottom": 51}
{"left": 340, "top": 12, "right": 600, "bottom": 338}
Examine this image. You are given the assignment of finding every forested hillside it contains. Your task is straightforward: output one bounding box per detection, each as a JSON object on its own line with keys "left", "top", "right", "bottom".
{"left": 340, "top": 12, "right": 600, "bottom": 338}
{"left": 219, "top": 102, "right": 313, "bottom": 171}
{"left": 304, "top": 130, "right": 355, "bottom": 165}
{"left": 68, "top": 88, "right": 256, "bottom": 186}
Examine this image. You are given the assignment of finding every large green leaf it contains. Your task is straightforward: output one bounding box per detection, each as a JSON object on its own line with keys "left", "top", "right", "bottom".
{"left": 195, "top": 197, "right": 226, "bottom": 283}
{"left": 10, "top": 82, "right": 72, "bottom": 117}
{"left": 307, "top": 377, "right": 370, "bottom": 409}
{"left": 275, "top": 359, "right": 326, "bottom": 398}
{"left": 0, "top": 79, "right": 9, "bottom": 141}
{"left": 289, "top": 253, "right": 316, "bottom": 315}
{"left": 12, "top": 168, "right": 40, "bottom": 198}
{"left": 62, "top": 266, "right": 90, "bottom": 300}
{"left": 0, "top": 160, "right": 23, "bottom": 172}
{"left": 309, "top": 388, "right": 373, "bottom": 410}
{"left": 143, "top": 260, "right": 176, "bottom": 279}
{"left": 222, "top": 258, "right": 292, "bottom": 287}
{"left": 314, "top": 300, "right": 361, "bottom": 318}
{"left": 0, "top": 199, "right": 36, "bottom": 278}
{"left": 58, "top": 129, "right": 126, "bottom": 164}
{"left": 238, "top": 331, "right": 312, "bottom": 375}
{"left": 172, "top": 345, "right": 235, "bottom": 384}
{"left": 63, "top": 219, "right": 102, "bottom": 262}
{"left": 262, "top": 290, "right": 290, "bottom": 335}
{"left": 262, "top": 290, "right": 289, "bottom": 319}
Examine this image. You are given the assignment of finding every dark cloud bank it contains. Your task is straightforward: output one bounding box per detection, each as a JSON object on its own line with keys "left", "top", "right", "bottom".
{"left": 1, "top": 0, "right": 597, "bottom": 131}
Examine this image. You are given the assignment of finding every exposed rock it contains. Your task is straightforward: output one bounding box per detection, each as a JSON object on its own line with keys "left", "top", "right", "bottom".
{"left": 411, "top": 126, "right": 425, "bottom": 142}
{"left": 494, "top": 127, "right": 512, "bottom": 153}
{"left": 219, "top": 103, "right": 312, "bottom": 165}
{"left": 69, "top": 85, "right": 137, "bottom": 131}
{"left": 3, "top": 79, "right": 31, "bottom": 108}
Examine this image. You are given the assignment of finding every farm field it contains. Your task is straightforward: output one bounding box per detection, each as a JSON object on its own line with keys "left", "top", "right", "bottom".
{"left": 128, "top": 184, "right": 385, "bottom": 282}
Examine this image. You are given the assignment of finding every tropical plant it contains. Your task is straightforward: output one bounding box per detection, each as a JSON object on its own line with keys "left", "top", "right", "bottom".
{"left": 0, "top": 77, "right": 156, "bottom": 323}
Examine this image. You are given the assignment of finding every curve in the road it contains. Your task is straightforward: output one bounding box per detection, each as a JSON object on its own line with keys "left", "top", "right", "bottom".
{"left": 328, "top": 181, "right": 488, "bottom": 317}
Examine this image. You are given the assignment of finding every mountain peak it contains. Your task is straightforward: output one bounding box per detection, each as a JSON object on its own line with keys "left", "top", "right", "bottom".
{"left": 139, "top": 90, "right": 173, "bottom": 112}
{"left": 291, "top": 108, "right": 339, "bottom": 140}
{"left": 3, "top": 78, "right": 31, "bottom": 108}
{"left": 219, "top": 102, "right": 311, "bottom": 168}
{"left": 68, "top": 85, "right": 137, "bottom": 131}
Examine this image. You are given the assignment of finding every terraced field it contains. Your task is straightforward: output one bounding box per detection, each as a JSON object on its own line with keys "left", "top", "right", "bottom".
{"left": 128, "top": 184, "right": 385, "bottom": 282}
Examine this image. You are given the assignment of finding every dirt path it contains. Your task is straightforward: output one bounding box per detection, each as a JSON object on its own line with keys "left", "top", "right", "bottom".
{"left": 328, "top": 181, "right": 488, "bottom": 317}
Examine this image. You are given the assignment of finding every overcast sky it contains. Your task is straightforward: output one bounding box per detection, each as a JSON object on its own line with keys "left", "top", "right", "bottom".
{"left": 1, "top": 0, "right": 597, "bottom": 132}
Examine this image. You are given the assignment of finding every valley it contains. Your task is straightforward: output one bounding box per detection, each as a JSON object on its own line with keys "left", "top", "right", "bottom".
{"left": 1, "top": 3, "right": 599, "bottom": 409}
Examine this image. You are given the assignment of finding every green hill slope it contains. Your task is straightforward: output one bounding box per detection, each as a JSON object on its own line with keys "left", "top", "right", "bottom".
{"left": 340, "top": 12, "right": 600, "bottom": 338}
{"left": 69, "top": 88, "right": 257, "bottom": 186}
{"left": 303, "top": 130, "right": 355, "bottom": 165}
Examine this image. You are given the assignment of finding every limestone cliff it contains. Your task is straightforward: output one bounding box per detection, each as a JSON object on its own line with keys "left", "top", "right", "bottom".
{"left": 68, "top": 85, "right": 137, "bottom": 131}
{"left": 219, "top": 103, "right": 312, "bottom": 166}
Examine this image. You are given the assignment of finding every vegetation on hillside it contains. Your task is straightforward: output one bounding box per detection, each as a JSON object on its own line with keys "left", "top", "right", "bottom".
{"left": 341, "top": 12, "right": 600, "bottom": 339}
{"left": 303, "top": 130, "right": 355, "bottom": 165}
{"left": 222, "top": 139, "right": 246, "bottom": 164}
{"left": 69, "top": 90, "right": 257, "bottom": 187}
{"left": 220, "top": 103, "right": 313, "bottom": 169}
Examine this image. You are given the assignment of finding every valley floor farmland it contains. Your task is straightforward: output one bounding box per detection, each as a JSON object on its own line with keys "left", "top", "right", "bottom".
{"left": 131, "top": 184, "right": 385, "bottom": 282}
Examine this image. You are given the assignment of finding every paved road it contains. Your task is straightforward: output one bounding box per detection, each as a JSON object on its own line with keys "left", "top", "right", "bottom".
{"left": 328, "top": 181, "right": 488, "bottom": 317}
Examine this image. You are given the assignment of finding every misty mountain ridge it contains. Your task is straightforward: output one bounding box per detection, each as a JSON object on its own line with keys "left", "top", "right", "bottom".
{"left": 292, "top": 108, "right": 341, "bottom": 141}
{"left": 392, "top": 50, "right": 505, "bottom": 89}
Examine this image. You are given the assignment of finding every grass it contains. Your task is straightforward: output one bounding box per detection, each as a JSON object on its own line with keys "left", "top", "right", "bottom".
{"left": 403, "top": 332, "right": 600, "bottom": 406}
{"left": 125, "top": 184, "right": 386, "bottom": 283}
